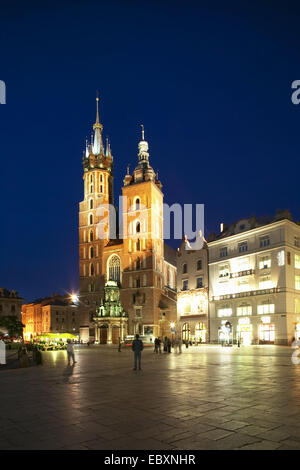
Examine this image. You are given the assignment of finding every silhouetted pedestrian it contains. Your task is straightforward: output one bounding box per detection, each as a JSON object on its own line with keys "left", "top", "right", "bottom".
{"left": 132, "top": 334, "right": 143, "bottom": 370}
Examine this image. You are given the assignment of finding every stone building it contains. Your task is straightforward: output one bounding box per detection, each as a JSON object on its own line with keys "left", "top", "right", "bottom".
{"left": 0, "top": 288, "right": 23, "bottom": 321}
{"left": 208, "top": 210, "right": 300, "bottom": 345}
{"left": 176, "top": 236, "right": 209, "bottom": 343}
{"left": 78, "top": 100, "right": 177, "bottom": 342}
{"left": 22, "top": 294, "right": 80, "bottom": 341}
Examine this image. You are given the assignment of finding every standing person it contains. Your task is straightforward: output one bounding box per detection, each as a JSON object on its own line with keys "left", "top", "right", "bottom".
{"left": 132, "top": 334, "right": 143, "bottom": 370}
{"left": 154, "top": 337, "right": 160, "bottom": 354}
{"left": 178, "top": 337, "right": 182, "bottom": 354}
{"left": 167, "top": 337, "right": 172, "bottom": 353}
{"left": 157, "top": 337, "right": 161, "bottom": 353}
{"left": 67, "top": 340, "right": 76, "bottom": 366}
{"left": 163, "top": 336, "right": 168, "bottom": 353}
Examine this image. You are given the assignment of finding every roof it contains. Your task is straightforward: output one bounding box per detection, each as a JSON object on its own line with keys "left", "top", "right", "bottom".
{"left": 207, "top": 210, "right": 296, "bottom": 242}
{"left": 164, "top": 243, "right": 177, "bottom": 267}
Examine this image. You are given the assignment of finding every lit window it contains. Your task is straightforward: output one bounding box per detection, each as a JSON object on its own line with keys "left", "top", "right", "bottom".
{"left": 295, "top": 254, "right": 300, "bottom": 269}
{"left": 218, "top": 307, "right": 232, "bottom": 317}
{"left": 259, "top": 275, "right": 272, "bottom": 289}
{"left": 219, "top": 265, "right": 229, "bottom": 278}
{"left": 238, "top": 242, "right": 248, "bottom": 253}
{"left": 259, "top": 256, "right": 271, "bottom": 270}
{"left": 295, "top": 299, "right": 300, "bottom": 314}
{"left": 296, "top": 276, "right": 300, "bottom": 290}
{"left": 220, "top": 247, "right": 228, "bottom": 258}
{"left": 258, "top": 303, "right": 275, "bottom": 314}
{"left": 182, "top": 280, "right": 189, "bottom": 291}
{"left": 277, "top": 250, "right": 285, "bottom": 266}
{"left": 260, "top": 236, "right": 270, "bottom": 248}
{"left": 196, "top": 277, "right": 203, "bottom": 288}
{"left": 237, "top": 305, "right": 252, "bottom": 316}
{"left": 238, "top": 279, "right": 249, "bottom": 292}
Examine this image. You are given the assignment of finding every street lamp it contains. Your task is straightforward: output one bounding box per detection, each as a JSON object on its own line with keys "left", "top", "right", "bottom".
{"left": 70, "top": 293, "right": 79, "bottom": 304}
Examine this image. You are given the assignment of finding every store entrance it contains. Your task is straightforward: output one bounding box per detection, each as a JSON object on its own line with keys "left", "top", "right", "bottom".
{"left": 237, "top": 324, "right": 253, "bottom": 346}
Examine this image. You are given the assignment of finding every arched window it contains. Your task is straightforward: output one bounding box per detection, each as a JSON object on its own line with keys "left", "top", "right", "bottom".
{"left": 90, "top": 199, "right": 93, "bottom": 209}
{"left": 136, "top": 222, "right": 140, "bottom": 233}
{"left": 108, "top": 255, "right": 121, "bottom": 282}
{"left": 90, "top": 230, "right": 94, "bottom": 242}
{"left": 182, "top": 323, "right": 190, "bottom": 341}
{"left": 89, "top": 214, "right": 93, "bottom": 225}
{"left": 135, "top": 198, "right": 140, "bottom": 210}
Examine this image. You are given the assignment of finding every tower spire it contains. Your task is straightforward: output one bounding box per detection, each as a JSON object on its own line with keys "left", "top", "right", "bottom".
{"left": 93, "top": 93, "right": 103, "bottom": 155}
{"left": 141, "top": 124, "right": 145, "bottom": 141}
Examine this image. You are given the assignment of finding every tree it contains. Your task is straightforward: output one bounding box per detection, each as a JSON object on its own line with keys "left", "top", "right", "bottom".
{"left": 0, "top": 316, "right": 24, "bottom": 337}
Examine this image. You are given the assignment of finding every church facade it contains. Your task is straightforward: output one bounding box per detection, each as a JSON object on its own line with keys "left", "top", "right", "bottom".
{"left": 79, "top": 99, "right": 177, "bottom": 343}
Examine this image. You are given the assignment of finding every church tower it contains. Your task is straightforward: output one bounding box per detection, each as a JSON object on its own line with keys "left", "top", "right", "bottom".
{"left": 120, "top": 127, "right": 169, "bottom": 337}
{"left": 78, "top": 97, "right": 113, "bottom": 339}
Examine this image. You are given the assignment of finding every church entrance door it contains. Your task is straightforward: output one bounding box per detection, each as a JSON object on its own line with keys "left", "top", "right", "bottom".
{"left": 100, "top": 326, "right": 108, "bottom": 344}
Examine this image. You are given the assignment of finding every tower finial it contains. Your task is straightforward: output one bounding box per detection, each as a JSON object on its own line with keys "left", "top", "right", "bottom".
{"left": 141, "top": 124, "right": 144, "bottom": 141}
{"left": 96, "top": 91, "right": 100, "bottom": 124}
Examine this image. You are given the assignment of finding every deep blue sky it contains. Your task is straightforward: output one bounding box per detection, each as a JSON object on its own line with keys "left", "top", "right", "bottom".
{"left": 1, "top": 0, "right": 300, "bottom": 301}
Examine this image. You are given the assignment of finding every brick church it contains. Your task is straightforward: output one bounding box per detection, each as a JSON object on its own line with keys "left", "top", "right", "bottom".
{"left": 79, "top": 98, "right": 177, "bottom": 344}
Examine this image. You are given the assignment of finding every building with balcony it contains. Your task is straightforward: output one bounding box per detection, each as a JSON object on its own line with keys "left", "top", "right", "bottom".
{"left": 207, "top": 210, "right": 300, "bottom": 345}
{"left": 176, "top": 236, "right": 209, "bottom": 343}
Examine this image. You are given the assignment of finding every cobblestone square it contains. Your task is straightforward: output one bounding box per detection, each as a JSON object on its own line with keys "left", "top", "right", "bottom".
{"left": 1, "top": 345, "right": 300, "bottom": 450}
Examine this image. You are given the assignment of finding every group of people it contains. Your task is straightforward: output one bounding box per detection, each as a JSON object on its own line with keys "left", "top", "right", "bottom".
{"left": 154, "top": 336, "right": 183, "bottom": 354}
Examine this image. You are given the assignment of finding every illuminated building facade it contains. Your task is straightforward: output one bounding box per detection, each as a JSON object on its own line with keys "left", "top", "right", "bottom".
{"left": 176, "top": 238, "right": 209, "bottom": 343}
{"left": 0, "top": 288, "right": 23, "bottom": 322}
{"left": 78, "top": 99, "right": 177, "bottom": 343}
{"left": 208, "top": 210, "right": 300, "bottom": 345}
{"left": 22, "top": 295, "right": 80, "bottom": 341}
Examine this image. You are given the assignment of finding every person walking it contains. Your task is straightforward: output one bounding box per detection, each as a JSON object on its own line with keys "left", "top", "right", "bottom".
{"left": 132, "top": 334, "right": 143, "bottom": 370}
{"left": 154, "top": 337, "right": 160, "bottom": 354}
{"left": 167, "top": 337, "right": 172, "bottom": 353}
{"left": 178, "top": 337, "right": 182, "bottom": 354}
{"left": 163, "top": 336, "right": 168, "bottom": 353}
{"left": 67, "top": 340, "right": 76, "bottom": 366}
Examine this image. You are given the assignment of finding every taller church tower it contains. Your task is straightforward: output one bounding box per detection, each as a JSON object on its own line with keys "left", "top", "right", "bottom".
{"left": 78, "top": 97, "right": 114, "bottom": 338}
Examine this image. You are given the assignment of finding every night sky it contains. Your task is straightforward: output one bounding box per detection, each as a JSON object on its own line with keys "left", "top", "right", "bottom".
{"left": 1, "top": 0, "right": 300, "bottom": 302}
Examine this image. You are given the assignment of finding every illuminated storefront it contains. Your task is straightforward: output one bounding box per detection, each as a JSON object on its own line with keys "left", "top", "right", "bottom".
{"left": 182, "top": 322, "right": 190, "bottom": 342}
{"left": 295, "top": 323, "right": 300, "bottom": 341}
{"left": 259, "top": 317, "right": 275, "bottom": 344}
{"left": 236, "top": 317, "right": 253, "bottom": 345}
{"left": 195, "top": 322, "right": 206, "bottom": 343}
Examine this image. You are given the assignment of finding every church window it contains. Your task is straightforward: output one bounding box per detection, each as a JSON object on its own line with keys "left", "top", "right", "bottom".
{"left": 136, "top": 257, "right": 141, "bottom": 270}
{"left": 136, "top": 239, "right": 141, "bottom": 251}
{"left": 90, "top": 264, "right": 94, "bottom": 276}
{"left": 90, "top": 199, "right": 93, "bottom": 209}
{"left": 143, "top": 274, "right": 147, "bottom": 287}
{"left": 89, "top": 214, "right": 93, "bottom": 225}
{"left": 136, "top": 222, "right": 141, "bottom": 233}
{"left": 90, "top": 230, "right": 94, "bottom": 241}
{"left": 100, "top": 185, "right": 103, "bottom": 193}
{"left": 135, "top": 198, "right": 140, "bottom": 210}
{"left": 108, "top": 255, "right": 121, "bottom": 282}
{"left": 100, "top": 174, "right": 103, "bottom": 182}
{"left": 136, "top": 278, "right": 140, "bottom": 288}
{"left": 90, "top": 247, "right": 94, "bottom": 258}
